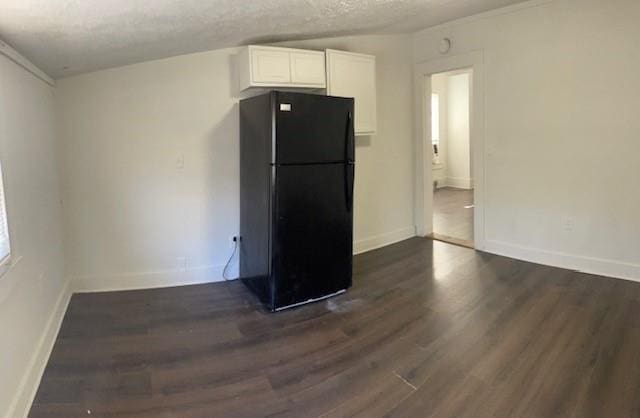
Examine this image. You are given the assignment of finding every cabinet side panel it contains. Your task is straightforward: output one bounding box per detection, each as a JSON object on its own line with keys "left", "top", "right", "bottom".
{"left": 237, "top": 47, "right": 251, "bottom": 91}
{"left": 240, "top": 93, "right": 274, "bottom": 308}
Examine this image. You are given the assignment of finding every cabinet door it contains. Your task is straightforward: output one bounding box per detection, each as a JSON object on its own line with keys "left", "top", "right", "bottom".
{"left": 326, "top": 50, "right": 377, "bottom": 135}
{"left": 250, "top": 47, "right": 291, "bottom": 84}
{"left": 289, "top": 51, "right": 326, "bottom": 87}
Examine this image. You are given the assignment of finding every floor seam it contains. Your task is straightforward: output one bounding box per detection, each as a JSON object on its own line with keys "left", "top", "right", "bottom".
{"left": 393, "top": 371, "right": 417, "bottom": 391}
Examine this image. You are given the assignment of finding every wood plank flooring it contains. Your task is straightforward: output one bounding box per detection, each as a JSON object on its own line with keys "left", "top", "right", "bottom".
{"left": 433, "top": 187, "right": 474, "bottom": 245}
{"left": 29, "top": 238, "right": 640, "bottom": 417}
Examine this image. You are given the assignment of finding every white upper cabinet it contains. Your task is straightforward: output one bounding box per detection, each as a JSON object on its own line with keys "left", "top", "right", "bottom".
{"left": 290, "top": 51, "right": 326, "bottom": 85}
{"left": 326, "top": 49, "right": 377, "bottom": 136}
{"left": 237, "top": 46, "right": 377, "bottom": 135}
{"left": 250, "top": 47, "right": 291, "bottom": 84}
{"left": 238, "top": 46, "right": 326, "bottom": 90}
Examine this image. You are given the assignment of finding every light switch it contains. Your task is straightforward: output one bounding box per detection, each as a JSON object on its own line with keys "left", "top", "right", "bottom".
{"left": 176, "top": 154, "right": 184, "bottom": 169}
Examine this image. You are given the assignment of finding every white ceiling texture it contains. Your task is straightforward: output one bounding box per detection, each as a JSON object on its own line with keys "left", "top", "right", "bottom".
{"left": 0, "top": 0, "right": 527, "bottom": 78}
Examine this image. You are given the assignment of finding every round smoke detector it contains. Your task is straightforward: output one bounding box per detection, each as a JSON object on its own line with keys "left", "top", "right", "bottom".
{"left": 439, "top": 38, "right": 452, "bottom": 54}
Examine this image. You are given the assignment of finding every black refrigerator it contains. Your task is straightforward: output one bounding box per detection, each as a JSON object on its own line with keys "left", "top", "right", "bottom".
{"left": 239, "top": 91, "right": 355, "bottom": 312}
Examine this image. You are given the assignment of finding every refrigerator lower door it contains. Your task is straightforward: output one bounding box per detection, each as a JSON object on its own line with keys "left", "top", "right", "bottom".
{"left": 273, "top": 163, "right": 353, "bottom": 310}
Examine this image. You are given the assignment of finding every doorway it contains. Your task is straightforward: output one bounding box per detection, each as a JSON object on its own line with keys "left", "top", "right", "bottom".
{"left": 430, "top": 69, "right": 473, "bottom": 247}
{"left": 413, "top": 51, "right": 485, "bottom": 250}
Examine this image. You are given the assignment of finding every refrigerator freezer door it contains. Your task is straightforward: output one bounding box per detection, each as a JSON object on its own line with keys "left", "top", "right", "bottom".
{"left": 273, "top": 163, "right": 353, "bottom": 309}
{"left": 275, "top": 92, "right": 354, "bottom": 164}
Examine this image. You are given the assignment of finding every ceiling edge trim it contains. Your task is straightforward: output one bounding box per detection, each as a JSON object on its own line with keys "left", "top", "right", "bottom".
{"left": 0, "top": 38, "right": 55, "bottom": 87}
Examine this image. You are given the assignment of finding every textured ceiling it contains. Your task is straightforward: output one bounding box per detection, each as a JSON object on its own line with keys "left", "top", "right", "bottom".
{"left": 0, "top": 0, "right": 526, "bottom": 78}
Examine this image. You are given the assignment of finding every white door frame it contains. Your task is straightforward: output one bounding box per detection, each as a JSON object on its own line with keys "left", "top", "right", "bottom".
{"left": 413, "top": 50, "right": 486, "bottom": 250}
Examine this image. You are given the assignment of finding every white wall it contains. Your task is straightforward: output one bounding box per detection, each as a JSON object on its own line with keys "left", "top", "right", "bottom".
{"left": 413, "top": 0, "right": 640, "bottom": 280}
{"left": 56, "top": 34, "right": 415, "bottom": 292}
{"left": 57, "top": 47, "right": 242, "bottom": 291}
{"left": 0, "top": 53, "right": 67, "bottom": 417}
{"left": 445, "top": 71, "right": 472, "bottom": 189}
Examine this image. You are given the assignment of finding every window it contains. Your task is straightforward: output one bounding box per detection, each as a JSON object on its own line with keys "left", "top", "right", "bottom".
{"left": 0, "top": 162, "right": 10, "bottom": 265}
{"left": 431, "top": 93, "right": 440, "bottom": 159}
{"left": 431, "top": 93, "right": 440, "bottom": 145}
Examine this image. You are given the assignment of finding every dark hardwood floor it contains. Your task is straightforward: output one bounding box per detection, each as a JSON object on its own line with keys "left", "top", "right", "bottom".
{"left": 433, "top": 187, "right": 474, "bottom": 245}
{"left": 30, "top": 238, "right": 640, "bottom": 417}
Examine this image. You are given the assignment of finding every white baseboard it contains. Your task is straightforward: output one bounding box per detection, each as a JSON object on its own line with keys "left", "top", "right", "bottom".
{"left": 73, "top": 229, "right": 424, "bottom": 292}
{"left": 71, "top": 227, "right": 422, "bottom": 293}
{"left": 484, "top": 239, "right": 640, "bottom": 283}
{"left": 445, "top": 176, "right": 473, "bottom": 189}
{"left": 354, "top": 226, "right": 416, "bottom": 255}
{"left": 7, "top": 279, "right": 72, "bottom": 418}
{"left": 73, "top": 263, "right": 233, "bottom": 293}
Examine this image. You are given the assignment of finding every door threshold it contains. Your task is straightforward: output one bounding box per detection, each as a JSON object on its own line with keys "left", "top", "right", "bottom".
{"left": 429, "top": 233, "right": 474, "bottom": 249}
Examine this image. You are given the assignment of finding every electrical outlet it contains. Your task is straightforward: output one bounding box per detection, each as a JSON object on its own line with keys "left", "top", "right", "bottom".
{"left": 230, "top": 235, "right": 239, "bottom": 248}
{"left": 176, "top": 256, "right": 187, "bottom": 272}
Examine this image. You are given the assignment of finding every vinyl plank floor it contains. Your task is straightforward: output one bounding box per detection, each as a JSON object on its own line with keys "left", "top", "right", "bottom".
{"left": 433, "top": 187, "right": 474, "bottom": 244}
{"left": 29, "top": 238, "right": 640, "bottom": 417}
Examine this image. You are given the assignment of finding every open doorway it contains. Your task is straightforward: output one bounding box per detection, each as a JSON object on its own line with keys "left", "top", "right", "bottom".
{"left": 413, "top": 51, "right": 484, "bottom": 250}
{"left": 430, "top": 69, "right": 473, "bottom": 248}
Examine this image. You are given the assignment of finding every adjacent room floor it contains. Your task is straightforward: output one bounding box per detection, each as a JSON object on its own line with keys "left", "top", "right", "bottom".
{"left": 30, "top": 238, "right": 640, "bottom": 417}
{"left": 433, "top": 187, "right": 474, "bottom": 245}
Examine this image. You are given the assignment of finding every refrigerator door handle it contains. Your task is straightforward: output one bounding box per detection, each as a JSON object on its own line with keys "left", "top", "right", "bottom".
{"left": 345, "top": 162, "right": 354, "bottom": 212}
{"left": 344, "top": 111, "right": 354, "bottom": 212}
{"left": 345, "top": 111, "right": 354, "bottom": 163}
